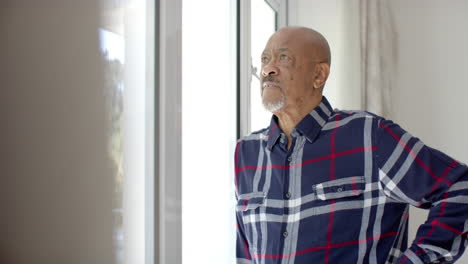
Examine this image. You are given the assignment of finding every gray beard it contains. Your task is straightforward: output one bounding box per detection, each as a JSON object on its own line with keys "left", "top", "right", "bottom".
{"left": 262, "top": 93, "right": 285, "bottom": 113}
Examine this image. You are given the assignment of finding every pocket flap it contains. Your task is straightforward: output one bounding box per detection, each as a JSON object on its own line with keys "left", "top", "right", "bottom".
{"left": 314, "top": 176, "right": 365, "bottom": 200}
{"left": 236, "top": 192, "right": 265, "bottom": 211}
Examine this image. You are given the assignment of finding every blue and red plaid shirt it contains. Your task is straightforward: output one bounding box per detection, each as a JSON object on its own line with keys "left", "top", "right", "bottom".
{"left": 234, "top": 96, "right": 468, "bottom": 264}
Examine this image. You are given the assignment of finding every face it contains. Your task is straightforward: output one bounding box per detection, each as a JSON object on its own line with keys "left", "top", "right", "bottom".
{"left": 260, "top": 30, "right": 325, "bottom": 113}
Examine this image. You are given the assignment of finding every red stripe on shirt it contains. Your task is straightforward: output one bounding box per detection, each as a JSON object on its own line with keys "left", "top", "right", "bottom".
{"left": 235, "top": 146, "right": 377, "bottom": 174}
{"left": 251, "top": 232, "right": 397, "bottom": 259}
{"left": 380, "top": 123, "right": 452, "bottom": 187}
{"left": 430, "top": 161, "right": 459, "bottom": 193}
{"left": 324, "top": 114, "right": 340, "bottom": 264}
{"left": 235, "top": 141, "right": 241, "bottom": 192}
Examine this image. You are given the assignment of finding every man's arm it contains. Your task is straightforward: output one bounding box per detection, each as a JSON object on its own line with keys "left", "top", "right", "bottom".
{"left": 376, "top": 119, "right": 468, "bottom": 263}
{"left": 235, "top": 200, "right": 252, "bottom": 264}
{"left": 234, "top": 141, "right": 252, "bottom": 264}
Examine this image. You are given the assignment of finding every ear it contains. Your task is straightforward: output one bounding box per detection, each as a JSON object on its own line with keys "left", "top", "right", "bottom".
{"left": 313, "top": 63, "right": 330, "bottom": 89}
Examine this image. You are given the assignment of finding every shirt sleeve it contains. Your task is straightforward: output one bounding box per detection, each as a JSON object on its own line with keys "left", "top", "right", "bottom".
{"left": 375, "top": 118, "right": 468, "bottom": 263}
{"left": 236, "top": 201, "right": 252, "bottom": 264}
{"left": 234, "top": 141, "right": 252, "bottom": 264}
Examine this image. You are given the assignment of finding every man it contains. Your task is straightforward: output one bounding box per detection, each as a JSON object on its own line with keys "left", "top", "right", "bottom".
{"left": 234, "top": 27, "right": 468, "bottom": 264}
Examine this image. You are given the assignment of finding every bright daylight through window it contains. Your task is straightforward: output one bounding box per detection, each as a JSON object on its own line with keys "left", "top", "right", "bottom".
{"left": 182, "top": 0, "right": 237, "bottom": 263}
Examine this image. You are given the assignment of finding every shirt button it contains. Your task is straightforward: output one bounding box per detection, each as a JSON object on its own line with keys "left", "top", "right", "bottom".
{"left": 337, "top": 187, "right": 343, "bottom": 192}
{"left": 283, "top": 231, "right": 288, "bottom": 238}
{"left": 287, "top": 156, "right": 292, "bottom": 162}
{"left": 285, "top": 192, "right": 291, "bottom": 199}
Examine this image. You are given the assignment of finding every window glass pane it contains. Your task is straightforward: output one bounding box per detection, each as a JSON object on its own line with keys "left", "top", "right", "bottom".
{"left": 182, "top": 0, "right": 237, "bottom": 263}
{"left": 99, "top": 0, "right": 154, "bottom": 263}
{"left": 99, "top": 27, "right": 126, "bottom": 263}
{"left": 250, "top": 1, "right": 277, "bottom": 132}
{"left": 0, "top": 0, "right": 153, "bottom": 262}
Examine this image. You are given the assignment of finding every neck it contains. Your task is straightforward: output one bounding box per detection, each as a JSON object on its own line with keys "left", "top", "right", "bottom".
{"left": 274, "top": 95, "right": 322, "bottom": 149}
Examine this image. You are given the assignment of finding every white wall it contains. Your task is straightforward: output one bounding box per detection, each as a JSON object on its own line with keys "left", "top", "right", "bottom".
{"left": 293, "top": 0, "right": 468, "bottom": 261}
{"left": 388, "top": 0, "right": 468, "bottom": 166}
{"left": 291, "top": 0, "right": 362, "bottom": 111}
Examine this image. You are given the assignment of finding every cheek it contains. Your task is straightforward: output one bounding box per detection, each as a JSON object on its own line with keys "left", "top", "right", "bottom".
{"left": 282, "top": 66, "right": 299, "bottom": 81}
{"left": 304, "top": 73, "right": 315, "bottom": 87}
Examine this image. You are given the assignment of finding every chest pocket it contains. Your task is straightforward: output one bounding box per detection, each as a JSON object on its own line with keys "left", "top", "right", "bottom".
{"left": 236, "top": 192, "right": 265, "bottom": 212}
{"left": 311, "top": 176, "right": 366, "bottom": 244}
{"left": 314, "top": 176, "right": 365, "bottom": 200}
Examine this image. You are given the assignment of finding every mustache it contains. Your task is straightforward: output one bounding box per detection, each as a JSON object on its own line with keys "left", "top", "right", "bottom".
{"left": 261, "top": 77, "right": 280, "bottom": 91}
{"left": 261, "top": 76, "right": 278, "bottom": 84}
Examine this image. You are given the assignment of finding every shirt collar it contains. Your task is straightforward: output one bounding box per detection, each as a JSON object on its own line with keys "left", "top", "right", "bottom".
{"left": 266, "top": 96, "right": 334, "bottom": 150}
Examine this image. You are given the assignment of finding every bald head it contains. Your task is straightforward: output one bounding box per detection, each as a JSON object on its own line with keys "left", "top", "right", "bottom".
{"left": 260, "top": 26, "right": 331, "bottom": 114}
{"left": 269, "top": 26, "right": 331, "bottom": 65}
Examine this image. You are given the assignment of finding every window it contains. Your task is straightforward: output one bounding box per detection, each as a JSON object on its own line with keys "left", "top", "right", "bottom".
{"left": 99, "top": 0, "right": 155, "bottom": 263}
{"left": 240, "top": 0, "right": 289, "bottom": 136}
{"left": 160, "top": 1, "right": 290, "bottom": 262}
{"left": 182, "top": 0, "right": 238, "bottom": 263}
{"left": 250, "top": 0, "right": 278, "bottom": 132}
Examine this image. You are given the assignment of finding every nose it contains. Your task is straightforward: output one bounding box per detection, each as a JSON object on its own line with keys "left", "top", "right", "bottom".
{"left": 261, "top": 64, "right": 279, "bottom": 77}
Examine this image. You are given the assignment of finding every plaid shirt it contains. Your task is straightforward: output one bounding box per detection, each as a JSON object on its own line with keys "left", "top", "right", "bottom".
{"left": 234, "top": 96, "right": 468, "bottom": 264}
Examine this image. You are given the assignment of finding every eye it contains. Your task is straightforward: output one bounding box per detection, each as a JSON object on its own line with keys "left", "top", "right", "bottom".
{"left": 261, "top": 56, "right": 269, "bottom": 64}
{"left": 279, "top": 54, "right": 289, "bottom": 61}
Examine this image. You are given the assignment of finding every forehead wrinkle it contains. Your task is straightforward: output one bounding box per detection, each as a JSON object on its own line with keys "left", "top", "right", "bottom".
{"left": 262, "top": 47, "right": 293, "bottom": 55}
{"left": 266, "top": 26, "right": 331, "bottom": 65}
